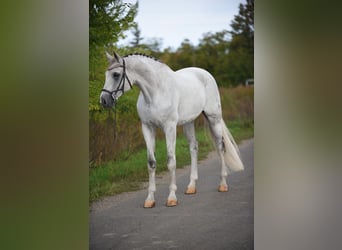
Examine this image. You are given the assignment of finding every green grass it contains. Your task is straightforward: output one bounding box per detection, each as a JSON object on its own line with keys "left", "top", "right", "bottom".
{"left": 89, "top": 121, "right": 253, "bottom": 202}
{"left": 227, "top": 119, "right": 254, "bottom": 142}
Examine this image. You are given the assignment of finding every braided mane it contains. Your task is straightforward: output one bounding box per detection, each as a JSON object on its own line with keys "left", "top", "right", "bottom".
{"left": 124, "top": 52, "right": 160, "bottom": 62}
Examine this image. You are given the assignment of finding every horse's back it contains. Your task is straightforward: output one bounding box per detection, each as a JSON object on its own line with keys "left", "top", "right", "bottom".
{"left": 175, "top": 67, "right": 220, "bottom": 98}
{"left": 175, "top": 67, "right": 215, "bottom": 87}
{"left": 174, "top": 67, "right": 222, "bottom": 122}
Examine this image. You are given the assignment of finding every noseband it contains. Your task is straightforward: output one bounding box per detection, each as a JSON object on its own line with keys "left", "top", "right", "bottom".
{"left": 101, "top": 58, "right": 132, "bottom": 102}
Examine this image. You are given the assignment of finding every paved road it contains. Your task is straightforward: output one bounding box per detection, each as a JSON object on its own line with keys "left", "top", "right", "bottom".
{"left": 90, "top": 139, "right": 253, "bottom": 250}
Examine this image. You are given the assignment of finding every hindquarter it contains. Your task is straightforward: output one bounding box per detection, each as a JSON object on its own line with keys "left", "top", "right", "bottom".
{"left": 171, "top": 72, "right": 206, "bottom": 124}
{"left": 176, "top": 67, "right": 221, "bottom": 121}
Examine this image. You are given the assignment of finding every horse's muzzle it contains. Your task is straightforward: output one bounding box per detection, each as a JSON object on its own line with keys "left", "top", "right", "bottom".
{"left": 100, "top": 92, "right": 115, "bottom": 109}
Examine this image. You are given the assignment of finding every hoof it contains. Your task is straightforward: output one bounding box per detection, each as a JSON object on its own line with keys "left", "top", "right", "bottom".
{"left": 143, "top": 200, "right": 155, "bottom": 208}
{"left": 166, "top": 199, "right": 178, "bottom": 207}
{"left": 218, "top": 184, "right": 229, "bottom": 192}
{"left": 185, "top": 186, "right": 196, "bottom": 194}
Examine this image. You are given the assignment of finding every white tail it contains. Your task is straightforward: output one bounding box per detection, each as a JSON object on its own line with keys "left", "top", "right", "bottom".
{"left": 220, "top": 119, "right": 244, "bottom": 172}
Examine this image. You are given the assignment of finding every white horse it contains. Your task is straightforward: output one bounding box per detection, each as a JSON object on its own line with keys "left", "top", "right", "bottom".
{"left": 100, "top": 52, "right": 244, "bottom": 208}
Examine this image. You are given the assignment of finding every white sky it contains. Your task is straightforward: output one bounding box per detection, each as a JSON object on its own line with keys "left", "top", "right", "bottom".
{"left": 118, "top": 0, "right": 244, "bottom": 50}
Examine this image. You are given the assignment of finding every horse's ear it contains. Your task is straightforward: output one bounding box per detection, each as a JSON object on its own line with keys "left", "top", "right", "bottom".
{"left": 105, "top": 51, "right": 114, "bottom": 63}
{"left": 113, "top": 51, "right": 121, "bottom": 62}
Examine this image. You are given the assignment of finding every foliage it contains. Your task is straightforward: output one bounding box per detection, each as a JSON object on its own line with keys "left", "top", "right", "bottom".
{"left": 129, "top": 23, "right": 143, "bottom": 48}
{"left": 89, "top": 0, "right": 138, "bottom": 48}
{"left": 157, "top": 24, "right": 252, "bottom": 87}
{"left": 226, "top": 0, "right": 254, "bottom": 84}
{"left": 149, "top": 0, "right": 253, "bottom": 87}
{"left": 197, "top": 31, "right": 231, "bottom": 86}
{"left": 133, "top": 1, "right": 254, "bottom": 87}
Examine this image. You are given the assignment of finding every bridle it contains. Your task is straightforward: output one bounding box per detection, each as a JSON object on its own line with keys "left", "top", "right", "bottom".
{"left": 101, "top": 58, "right": 132, "bottom": 103}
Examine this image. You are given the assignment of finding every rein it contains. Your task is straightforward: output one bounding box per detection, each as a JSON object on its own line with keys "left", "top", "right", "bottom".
{"left": 101, "top": 58, "right": 133, "bottom": 103}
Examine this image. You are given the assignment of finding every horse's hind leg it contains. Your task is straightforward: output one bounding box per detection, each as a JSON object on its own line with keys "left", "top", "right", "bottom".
{"left": 183, "top": 122, "right": 198, "bottom": 194}
{"left": 205, "top": 114, "right": 229, "bottom": 192}
{"left": 142, "top": 123, "right": 157, "bottom": 208}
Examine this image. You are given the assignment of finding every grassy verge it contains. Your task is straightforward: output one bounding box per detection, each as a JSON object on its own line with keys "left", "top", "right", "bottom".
{"left": 89, "top": 120, "right": 253, "bottom": 202}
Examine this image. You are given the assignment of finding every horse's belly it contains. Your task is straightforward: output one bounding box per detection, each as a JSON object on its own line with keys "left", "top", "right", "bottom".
{"left": 177, "top": 91, "right": 205, "bottom": 125}
{"left": 177, "top": 112, "right": 202, "bottom": 125}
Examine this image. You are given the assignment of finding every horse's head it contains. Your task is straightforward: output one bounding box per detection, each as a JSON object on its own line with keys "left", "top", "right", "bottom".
{"left": 100, "top": 51, "right": 132, "bottom": 108}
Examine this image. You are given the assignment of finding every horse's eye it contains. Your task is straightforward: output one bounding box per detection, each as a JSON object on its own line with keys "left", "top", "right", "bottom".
{"left": 113, "top": 72, "right": 120, "bottom": 78}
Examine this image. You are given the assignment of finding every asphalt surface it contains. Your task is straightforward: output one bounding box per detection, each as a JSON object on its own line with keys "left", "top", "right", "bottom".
{"left": 90, "top": 139, "right": 253, "bottom": 250}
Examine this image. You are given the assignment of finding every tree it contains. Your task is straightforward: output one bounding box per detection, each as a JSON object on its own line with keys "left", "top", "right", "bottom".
{"left": 140, "top": 38, "right": 163, "bottom": 53}
{"left": 171, "top": 39, "right": 195, "bottom": 69}
{"left": 89, "top": 0, "right": 138, "bottom": 49}
{"left": 129, "top": 23, "right": 144, "bottom": 48}
{"left": 230, "top": 0, "right": 254, "bottom": 41}
{"left": 226, "top": 0, "right": 254, "bottom": 85}
{"left": 197, "top": 31, "right": 230, "bottom": 86}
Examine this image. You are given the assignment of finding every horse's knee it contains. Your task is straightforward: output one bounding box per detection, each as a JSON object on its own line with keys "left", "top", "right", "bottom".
{"left": 190, "top": 140, "right": 198, "bottom": 153}
{"left": 167, "top": 155, "right": 176, "bottom": 170}
{"left": 148, "top": 159, "right": 156, "bottom": 169}
{"left": 147, "top": 153, "right": 156, "bottom": 169}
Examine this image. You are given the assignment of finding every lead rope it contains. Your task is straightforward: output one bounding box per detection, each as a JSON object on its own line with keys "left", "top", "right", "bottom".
{"left": 113, "top": 103, "right": 117, "bottom": 142}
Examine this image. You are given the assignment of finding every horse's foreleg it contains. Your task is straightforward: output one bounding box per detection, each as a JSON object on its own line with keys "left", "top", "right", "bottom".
{"left": 164, "top": 123, "right": 178, "bottom": 207}
{"left": 183, "top": 122, "right": 198, "bottom": 194}
{"left": 142, "top": 123, "right": 157, "bottom": 208}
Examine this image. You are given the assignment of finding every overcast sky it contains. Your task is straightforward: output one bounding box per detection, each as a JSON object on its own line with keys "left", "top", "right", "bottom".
{"left": 118, "top": 0, "right": 244, "bottom": 50}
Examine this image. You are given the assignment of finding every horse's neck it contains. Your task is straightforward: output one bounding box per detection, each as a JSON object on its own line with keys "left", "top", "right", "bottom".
{"left": 126, "top": 57, "right": 171, "bottom": 104}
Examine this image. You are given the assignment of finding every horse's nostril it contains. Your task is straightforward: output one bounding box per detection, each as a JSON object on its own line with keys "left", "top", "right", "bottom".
{"left": 101, "top": 96, "right": 106, "bottom": 106}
